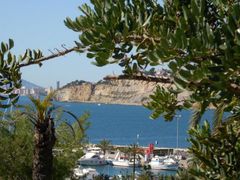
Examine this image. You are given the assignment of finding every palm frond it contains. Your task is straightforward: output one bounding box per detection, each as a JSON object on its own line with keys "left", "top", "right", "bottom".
{"left": 42, "top": 91, "right": 55, "bottom": 109}
{"left": 29, "top": 93, "right": 56, "bottom": 122}
{"left": 46, "top": 105, "right": 60, "bottom": 118}
{"left": 29, "top": 95, "right": 45, "bottom": 121}
{"left": 63, "top": 121, "right": 76, "bottom": 139}
{"left": 63, "top": 110, "right": 87, "bottom": 134}
{"left": 77, "top": 112, "right": 90, "bottom": 134}
{"left": 21, "top": 112, "right": 37, "bottom": 126}
{"left": 29, "top": 95, "right": 42, "bottom": 111}
{"left": 53, "top": 107, "right": 64, "bottom": 125}
{"left": 190, "top": 102, "right": 207, "bottom": 128}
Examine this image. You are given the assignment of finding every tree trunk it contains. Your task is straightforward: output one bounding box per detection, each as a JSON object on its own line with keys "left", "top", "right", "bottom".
{"left": 32, "top": 117, "right": 56, "bottom": 180}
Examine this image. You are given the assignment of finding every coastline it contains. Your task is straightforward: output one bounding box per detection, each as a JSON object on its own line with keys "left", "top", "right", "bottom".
{"left": 56, "top": 99, "right": 142, "bottom": 106}
{"left": 56, "top": 99, "right": 215, "bottom": 109}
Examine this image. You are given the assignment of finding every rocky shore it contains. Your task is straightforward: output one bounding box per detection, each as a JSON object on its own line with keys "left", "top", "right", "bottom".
{"left": 56, "top": 78, "right": 188, "bottom": 105}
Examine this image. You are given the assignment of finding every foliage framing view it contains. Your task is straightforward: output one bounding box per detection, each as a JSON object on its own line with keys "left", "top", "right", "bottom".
{"left": 65, "top": 0, "right": 240, "bottom": 122}
{"left": 65, "top": 0, "right": 240, "bottom": 178}
{"left": 1, "top": 0, "right": 240, "bottom": 179}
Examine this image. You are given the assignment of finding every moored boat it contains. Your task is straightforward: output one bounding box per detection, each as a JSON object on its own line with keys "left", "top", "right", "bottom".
{"left": 149, "top": 156, "right": 179, "bottom": 171}
{"left": 77, "top": 152, "right": 107, "bottom": 166}
{"left": 72, "top": 166, "right": 99, "bottom": 179}
{"left": 111, "top": 151, "right": 141, "bottom": 167}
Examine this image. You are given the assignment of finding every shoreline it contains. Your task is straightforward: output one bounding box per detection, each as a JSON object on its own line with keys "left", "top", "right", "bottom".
{"left": 56, "top": 99, "right": 216, "bottom": 109}
{"left": 87, "top": 144, "right": 188, "bottom": 156}
{"left": 56, "top": 100, "right": 142, "bottom": 106}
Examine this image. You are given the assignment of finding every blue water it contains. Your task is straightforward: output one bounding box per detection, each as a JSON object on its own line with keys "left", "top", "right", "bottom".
{"left": 17, "top": 96, "right": 214, "bottom": 148}
{"left": 80, "top": 165, "right": 176, "bottom": 177}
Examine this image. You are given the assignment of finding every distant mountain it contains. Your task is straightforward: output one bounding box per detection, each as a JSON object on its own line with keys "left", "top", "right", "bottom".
{"left": 22, "top": 80, "right": 44, "bottom": 89}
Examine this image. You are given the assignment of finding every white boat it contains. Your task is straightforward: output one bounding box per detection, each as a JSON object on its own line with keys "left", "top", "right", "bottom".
{"left": 72, "top": 166, "right": 99, "bottom": 179}
{"left": 111, "top": 151, "right": 141, "bottom": 167}
{"left": 78, "top": 152, "right": 107, "bottom": 166}
{"left": 149, "top": 156, "right": 178, "bottom": 171}
{"left": 86, "top": 147, "right": 102, "bottom": 154}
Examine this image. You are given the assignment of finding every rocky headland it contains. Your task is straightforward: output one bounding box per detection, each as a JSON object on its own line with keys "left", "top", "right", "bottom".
{"left": 57, "top": 79, "right": 170, "bottom": 105}
{"left": 56, "top": 76, "right": 188, "bottom": 105}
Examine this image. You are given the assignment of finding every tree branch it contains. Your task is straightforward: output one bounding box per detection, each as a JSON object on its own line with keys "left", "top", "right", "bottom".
{"left": 19, "top": 46, "right": 78, "bottom": 68}
{"left": 125, "top": 34, "right": 161, "bottom": 43}
{"left": 227, "top": 83, "right": 240, "bottom": 97}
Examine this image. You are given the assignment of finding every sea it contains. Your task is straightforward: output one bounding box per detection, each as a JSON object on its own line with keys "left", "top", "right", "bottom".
{"left": 14, "top": 96, "right": 215, "bottom": 176}
{"left": 17, "top": 96, "right": 214, "bottom": 148}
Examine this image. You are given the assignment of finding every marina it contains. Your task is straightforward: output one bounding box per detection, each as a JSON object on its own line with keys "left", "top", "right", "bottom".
{"left": 72, "top": 144, "right": 188, "bottom": 178}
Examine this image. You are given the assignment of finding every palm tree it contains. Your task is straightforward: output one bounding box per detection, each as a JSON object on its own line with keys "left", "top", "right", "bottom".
{"left": 25, "top": 93, "right": 90, "bottom": 179}
{"left": 97, "top": 139, "right": 112, "bottom": 155}
{"left": 25, "top": 93, "right": 56, "bottom": 180}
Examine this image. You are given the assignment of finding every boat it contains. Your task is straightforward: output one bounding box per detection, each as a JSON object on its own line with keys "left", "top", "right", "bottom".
{"left": 149, "top": 156, "right": 179, "bottom": 171}
{"left": 77, "top": 152, "right": 107, "bottom": 166}
{"left": 85, "top": 147, "right": 102, "bottom": 154}
{"left": 111, "top": 151, "right": 141, "bottom": 167}
{"left": 72, "top": 166, "right": 99, "bottom": 179}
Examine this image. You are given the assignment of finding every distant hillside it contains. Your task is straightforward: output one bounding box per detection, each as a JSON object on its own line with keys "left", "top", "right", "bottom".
{"left": 22, "top": 80, "right": 44, "bottom": 89}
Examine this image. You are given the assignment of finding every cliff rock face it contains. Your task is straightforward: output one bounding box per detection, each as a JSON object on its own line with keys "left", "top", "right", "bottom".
{"left": 57, "top": 81, "right": 93, "bottom": 102}
{"left": 56, "top": 79, "right": 181, "bottom": 105}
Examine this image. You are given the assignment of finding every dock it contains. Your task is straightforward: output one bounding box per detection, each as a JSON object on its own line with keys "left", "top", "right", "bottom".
{"left": 99, "top": 144, "right": 188, "bottom": 155}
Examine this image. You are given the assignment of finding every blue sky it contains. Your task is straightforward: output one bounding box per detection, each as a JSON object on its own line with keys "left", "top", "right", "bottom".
{"left": 0, "top": 0, "right": 162, "bottom": 88}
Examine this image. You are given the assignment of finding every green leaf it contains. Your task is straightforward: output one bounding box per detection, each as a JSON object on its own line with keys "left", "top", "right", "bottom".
{"left": 11, "top": 96, "right": 19, "bottom": 105}
{"left": 79, "top": 34, "right": 91, "bottom": 46}
{"left": 185, "top": 64, "right": 197, "bottom": 71}
{"left": 86, "top": 53, "right": 95, "bottom": 59}
{"left": 148, "top": 51, "right": 159, "bottom": 62}
{"left": 0, "top": 95, "right": 8, "bottom": 101}
{"left": 174, "top": 76, "right": 188, "bottom": 89}
{"left": 64, "top": 17, "right": 76, "bottom": 31}
{"left": 112, "top": 53, "right": 124, "bottom": 59}
{"left": 9, "top": 39, "right": 14, "bottom": 49}
{"left": 169, "top": 61, "right": 178, "bottom": 72}
{"left": 219, "top": 43, "right": 227, "bottom": 50}
{"left": 179, "top": 69, "right": 191, "bottom": 80}
{"left": 9, "top": 93, "right": 18, "bottom": 99}
{"left": 1, "top": 42, "right": 8, "bottom": 53}
{"left": 132, "top": 63, "right": 138, "bottom": 73}
{"left": 0, "top": 104, "right": 11, "bottom": 108}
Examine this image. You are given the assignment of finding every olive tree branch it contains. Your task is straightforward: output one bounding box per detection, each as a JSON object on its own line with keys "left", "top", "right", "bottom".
{"left": 19, "top": 46, "right": 78, "bottom": 68}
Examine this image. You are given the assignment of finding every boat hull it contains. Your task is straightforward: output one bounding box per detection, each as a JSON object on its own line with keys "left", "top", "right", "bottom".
{"left": 112, "top": 160, "right": 141, "bottom": 167}
{"left": 149, "top": 157, "right": 179, "bottom": 171}
{"left": 72, "top": 167, "right": 99, "bottom": 179}
{"left": 78, "top": 159, "right": 107, "bottom": 166}
{"left": 150, "top": 163, "right": 178, "bottom": 171}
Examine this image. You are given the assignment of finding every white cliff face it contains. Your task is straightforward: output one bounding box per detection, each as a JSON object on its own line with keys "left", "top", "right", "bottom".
{"left": 56, "top": 79, "right": 182, "bottom": 105}
{"left": 57, "top": 82, "right": 93, "bottom": 102}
